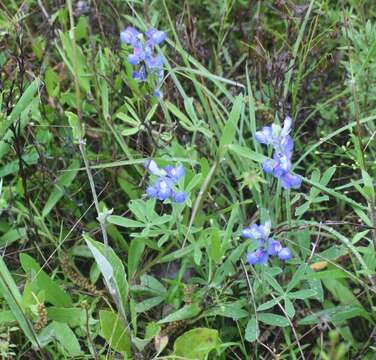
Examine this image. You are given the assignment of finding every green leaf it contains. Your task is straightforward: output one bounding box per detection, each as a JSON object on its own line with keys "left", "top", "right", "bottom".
{"left": 107, "top": 215, "right": 145, "bottom": 228}
{"left": 0, "top": 81, "right": 39, "bottom": 161}
{"left": 298, "top": 305, "right": 371, "bottom": 325}
{"left": 206, "top": 300, "right": 249, "bottom": 320}
{"left": 128, "top": 239, "right": 145, "bottom": 279}
{"left": 322, "top": 278, "right": 363, "bottom": 308}
{"left": 245, "top": 317, "right": 258, "bottom": 342}
{"left": 287, "top": 263, "right": 308, "bottom": 292}
{"left": 58, "top": 31, "right": 90, "bottom": 93}
{"left": 227, "top": 144, "right": 267, "bottom": 164}
{"left": 84, "top": 234, "right": 129, "bottom": 324}
{"left": 42, "top": 159, "right": 80, "bottom": 217}
{"left": 258, "top": 313, "right": 290, "bottom": 327}
{"left": 361, "top": 170, "right": 375, "bottom": 202}
{"left": 0, "top": 228, "right": 26, "bottom": 248}
{"left": 288, "top": 289, "right": 317, "bottom": 300}
{"left": 100, "top": 310, "right": 131, "bottom": 354}
{"left": 66, "top": 111, "right": 84, "bottom": 143}
{"left": 0, "top": 256, "right": 39, "bottom": 347}
{"left": 1, "top": 79, "right": 39, "bottom": 138}
{"left": 158, "top": 304, "right": 201, "bottom": 324}
{"left": 218, "top": 95, "right": 243, "bottom": 155}
{"left": 208, "top": 228, "right": 222, "bottom": 262}
{"left": 47, "top": 307, "right": 85, "bottom": 328}
{"left": 19, "top": 253, "right": 72, "bottom": 307}
{"left": 173, "top": 328, "right": 219, "bottom": 359}
{"left": 257, "top": 297, "right": 282, "bottom": 312}
{"left": 284, "top": 297, "right": 295, "bottom": 318}
{"left": 52, "top": 321, "right": 83, "bottom": 356}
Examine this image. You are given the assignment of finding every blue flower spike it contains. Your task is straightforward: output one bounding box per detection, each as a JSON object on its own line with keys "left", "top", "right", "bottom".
{"left": 255, "top": 117, "right": 302, "bottom": 190}
{"left": 242, "top": 221, "right": 291, "bottom": 265}
{"left": 144, "top": 160, "right": 186, "bottom": 203}
{"left": 120, "top": 26, "right": 167, "bottom": 97}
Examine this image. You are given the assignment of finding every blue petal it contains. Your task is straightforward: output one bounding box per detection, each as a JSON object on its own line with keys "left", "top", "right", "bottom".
{"left": 120, "top": 27, "right": 140, "bottom": 46}
{"left": 278, "top": 247, "right": 292, "bottom": 260}
{"left": 172, "top": 191, "right": 187, "bottom": 203}
{"left": 257, "top": 249, "right": 269, "bottom": 264}
{"left": 154, "top": 89, "right": 162, "bottom": 98}
{"left": 281, "top": 116, "right": 292, "bottom": 137}
{"left": 128, "top": 53, "right": 141, "bottom": 65}
{"left": 262, "top": 159, "right": 276, "bottom": 174}
{"left": 146, "top": 54, "right": 164, "bottom": 69}
{"left": 144, "top": 160, "right": 165, "bottom": 176}
{"left": 132, "top": 66, "right": 147, "bottom": 82}
{"left": 242, "top": 224, "right": 263, "bottom": 240}
{"left": 280, "top": 173, "right": 302, "bottom": 190}
{"left": 165, "top": 164, "right": 185, "bottom": 182}
{"left": 267, "top": 239, "right": 282, "bottom": 255}
{"left": 255, "top": 126, "right": 273, "bottom": 145}
{"left": 246, "top": 251, "right": 259, "bottom": 265}
{"left": 146, "top": 185, "right": 157, "bottom": 198}
{"left": 156, "top": 178, "right": 173, "bottom": 200}
{"left": 146, "top": 28, "right": 167, "bottom": 45}
{"left": 241, "top": 227, "right": 253, "bottom": 239}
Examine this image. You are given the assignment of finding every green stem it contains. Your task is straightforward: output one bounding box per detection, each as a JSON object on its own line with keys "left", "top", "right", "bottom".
{"left": 79, "top": 141, "right": 109, "bottom": 248}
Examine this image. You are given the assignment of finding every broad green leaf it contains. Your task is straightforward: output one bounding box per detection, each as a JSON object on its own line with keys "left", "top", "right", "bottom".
{"left": 288, "top": 289, "right": 317, "bottom": 300}
{"left": 0, "top": 228, "right": 26, "bottom": 248}
{"left": 245, "top": 317, "right": 258, "bottom": 342}
{"left": 322, "top": 278, "right": 363, "bottom": 308}
{"left": 100, "top": 310, "right": 131, "bottom": 354}
{"left": 128, "top": 239, "right": 145, "bottom": 279}
{"left": 298, "top": 305, "right": 371, "bottom": 325}
{"left": 0, "top": 310, "right": 15, "bottom": 325}
{"left": 284, "top": 297, "right": 295, "bottom": 318}
{"left": 258, "top": 313, "right": 290, "bottom": 327}
{"left": 287, "top": 263, "right": 308, "bottom": 292}
{"left": 108, "top": 215, "right": 145, "bottom": 228}
{"left": 173, "top": 328, "right": 219, "bottom": 359}
{"left": 208, "top": 228, "right": 222, "bottom": 262}
{"left": 136, "top": 296, "right": 164, "bottom": 313}
{"left": 47, "top": 307, "right": 85, "bottom": 328}
{"left": 84, "top": 235, "right": 129, "bottom": 324}
{"left": 52, "top": 321, "right": 82, "bottom": 356}
{"left": 257, "top": 297, "right": 282, "bottom": 312}
{"left": 205, "top": 300, "right": 248, "bottom": 320}
{"left": 20, "top": 253, "right": 72, "bottom": 307}
{"left": 158, "top": 304, "right": 201, "bottom": 324}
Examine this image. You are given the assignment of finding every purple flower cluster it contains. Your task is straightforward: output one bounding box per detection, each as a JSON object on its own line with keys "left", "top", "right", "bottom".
{"left": 255, "top": 117, "right": 302, "bottom": 190}
{"left": 242, "top": 221, "right": 292, "bottom": 265}
{"left": 120, "top": 27, "right": 167, "bottom": 97}
{"left": 145, "top": 160, "right": 186, "bottom": 203}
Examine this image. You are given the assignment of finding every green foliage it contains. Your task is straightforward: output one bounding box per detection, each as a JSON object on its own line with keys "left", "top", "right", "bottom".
{"left": 1, "top": 0, "right": 376, "bottom": 359}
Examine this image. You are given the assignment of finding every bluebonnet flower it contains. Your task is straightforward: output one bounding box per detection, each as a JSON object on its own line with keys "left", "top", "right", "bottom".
{"left": 144, "top": 160, "right": 186, "bottom": 203}
{"left": 255, "top": 117, "right": 302, "bottom": 190}
{"left": 242, "top": 221, "right": 292, "bottom": 265}
{"left": 120, "top": 26, "right": 167, "bottom": 97}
